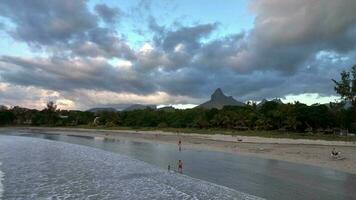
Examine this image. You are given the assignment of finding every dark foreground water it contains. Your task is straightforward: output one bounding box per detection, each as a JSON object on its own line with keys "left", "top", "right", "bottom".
{"left": 1, "top": 131, "right": 356, "bottom": 200}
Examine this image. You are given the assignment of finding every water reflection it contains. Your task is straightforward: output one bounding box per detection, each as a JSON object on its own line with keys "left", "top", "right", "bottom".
{"left": 67, "top": 134, "right": 94, "bottom": 139}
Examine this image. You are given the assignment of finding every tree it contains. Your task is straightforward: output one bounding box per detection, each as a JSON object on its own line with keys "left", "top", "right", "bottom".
{"left": 0, "top": 110, "right": 15, "bottom": 125}
{"left": 332, "top": 65, "right": 356, "bottom": 108}
{"left": 42, "top": 101, "right": 58, "bottom": 125}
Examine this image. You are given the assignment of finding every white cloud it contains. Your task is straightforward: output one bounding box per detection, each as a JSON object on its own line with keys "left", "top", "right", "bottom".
{"left": 0, "top": 82, "right": 76, "bottom": 110}
{"left": 108, "top": 58, "right": 133, "bottom": 70}
{"left": 283, "top": 93, "right": 340, "bottom": 105}
{"left": 139, "top": 43, "right": 154, "bottom": 53}
{"left": 158, "top": 104, "right": 197, "bottom": 109}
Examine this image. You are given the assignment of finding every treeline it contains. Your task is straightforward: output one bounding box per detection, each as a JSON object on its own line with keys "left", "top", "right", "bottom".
{"left": 0, "top": 101, "right": 355, "bottom": 133}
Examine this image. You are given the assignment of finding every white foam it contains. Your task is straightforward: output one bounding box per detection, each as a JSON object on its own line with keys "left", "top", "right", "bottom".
{"left": 0, "top": 162, "right": 4, "bottom": 200}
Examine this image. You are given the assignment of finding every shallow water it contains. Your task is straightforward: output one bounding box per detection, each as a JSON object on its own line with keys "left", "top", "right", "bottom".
{"left": 2, "top": 131, "right": 356, "bottom": 199}
{"left": 0, "top": 135, "right": 262, "bottom": 200}
{"left": 0, "top": 162, "right": 4, "bottom": 199}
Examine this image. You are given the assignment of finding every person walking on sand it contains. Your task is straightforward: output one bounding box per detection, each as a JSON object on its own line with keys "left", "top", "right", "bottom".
{"left": 177, "top": 160, "right": 183, "bottom": 174}
{"left": 178, "top": 138, "right": 182, "bottom": 151}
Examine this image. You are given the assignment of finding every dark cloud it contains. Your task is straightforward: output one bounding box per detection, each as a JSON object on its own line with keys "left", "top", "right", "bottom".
{"left": 154, "top": 23, "right": 218, "bottom": 52}
{"left": 0, "top": 56, "right": 155, "bottom": 95}
{"left": 0, "top": 0, "right": 97, "bottom": 46}
{"left": 239, "top": 0, "right": 356, "bottom": 72}
{"left": 95, "top": 4, "right": 122, "bottom": 24}
{"left": 135, "top": 22, "right": 219, "bottom": 71}
{"left": 0, "top": 0, "right": 133, "bottom": 60}
{"left": 71, "top": 27, "right": 135, "bottom": 59}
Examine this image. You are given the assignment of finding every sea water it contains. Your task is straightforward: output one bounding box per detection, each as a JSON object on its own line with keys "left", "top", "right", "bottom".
{"left": 0, "top": 162, "right": 4, "bottom": 200}
{"left": 0, "top": 135, "right": 263, "bottom": 200}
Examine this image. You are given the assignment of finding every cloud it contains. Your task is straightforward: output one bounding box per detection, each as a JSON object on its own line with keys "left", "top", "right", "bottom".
{"left": 0, "top": 0, "right": 97, "bottom": 46}
{"left": 0, "top": 82, "right": 76, "bottom": 110}
{"left": 155, "top": 23, "right": 218, "bottom": 52}
{"left": 0, "top": 0, "right": 134, "bottom": 60}
{"left": 0, "top": 56, "right": 156, "bottom": 95}
{"left": 0, "top": 0, "right": 355, "bottom": 109}
{"left": 95, "top": 4, "right": 123, "bottom": 24}
{"left": 239, "top": 0, "right": 356, "bottom": 72}
{"left": 71, "top": 27, "right": 135, "bottom": 59}
{"left": 0, "top": 81, "right": 199, "bottom": 110}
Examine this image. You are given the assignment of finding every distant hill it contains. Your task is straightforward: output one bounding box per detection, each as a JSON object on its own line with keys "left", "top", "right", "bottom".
{"left": 123, "top": 104, "right": 157, "bottom": 111}
{"left": 87, "top": 107, "right": 117, "bottom": 113}
{"left": 257, "top": 98, "right": 283, "bottom": 107}
{"left": 197, "top": 88, "right": 245, "bottom": 109}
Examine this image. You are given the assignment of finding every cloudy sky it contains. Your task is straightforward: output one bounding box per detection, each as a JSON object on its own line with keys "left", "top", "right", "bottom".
{"left": 0, "top": 0, "right": 355, "bottom": 110}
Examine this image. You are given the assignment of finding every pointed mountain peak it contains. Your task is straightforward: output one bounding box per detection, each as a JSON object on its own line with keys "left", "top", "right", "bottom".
{"left": 214, "top": 88, "right": 223, "bottom": 93}
{"left": 198, "top": 88, "right": 245, "bottom": 109}
{"left": 211, "top": 88, "right": 226, "bottom": 100}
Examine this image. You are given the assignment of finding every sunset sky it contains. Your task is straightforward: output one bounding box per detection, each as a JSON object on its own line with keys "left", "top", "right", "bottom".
{"left": 0, "top": 0, "right": 355, "bottom": 110}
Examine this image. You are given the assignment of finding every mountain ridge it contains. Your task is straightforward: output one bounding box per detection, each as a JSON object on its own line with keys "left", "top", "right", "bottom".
{"left": 123, "top": 104, "right": 157, "bottom": 111}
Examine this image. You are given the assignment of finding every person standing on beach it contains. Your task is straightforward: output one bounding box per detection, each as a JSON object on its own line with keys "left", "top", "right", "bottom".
{"left": 178, "top": 138, "right": 182, "bottom": 151}
{"left": 177, "top": 160, "right": 183, "bottom": 173}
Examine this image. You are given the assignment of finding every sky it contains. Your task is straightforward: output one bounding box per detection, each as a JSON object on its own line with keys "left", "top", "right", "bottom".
{"left": 0, "top": 0, "right": 355, "bottom": 110}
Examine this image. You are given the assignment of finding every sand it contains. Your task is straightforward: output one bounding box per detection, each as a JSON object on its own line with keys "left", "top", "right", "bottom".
{"left": 3, "top": 127, "right": 356, "bottom": 174}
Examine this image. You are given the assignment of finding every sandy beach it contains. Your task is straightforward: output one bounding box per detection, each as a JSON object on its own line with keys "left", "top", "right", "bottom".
{"left": 3, "top": 127, "right": 356, "bottom": 174}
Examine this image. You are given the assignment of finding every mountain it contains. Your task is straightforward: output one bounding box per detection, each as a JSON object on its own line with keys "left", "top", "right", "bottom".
{"left": 257, "top": 98, "right": 283, "bottom": 107}
{"left": 87, "top": 107, "right": 117, "bottom": 113}
{"left": 197, "top": 88, "right": 245, "bottom": 109}
{"left": 123, "top": 104, "right": 157, "bottom": 111}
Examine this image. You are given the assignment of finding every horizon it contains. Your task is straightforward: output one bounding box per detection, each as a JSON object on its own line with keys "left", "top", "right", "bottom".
{"left": 0, "top": 86, "right": 343, "bottom": 111}
{"left": 0, "top": 0, "right": 355, "bottom": 110}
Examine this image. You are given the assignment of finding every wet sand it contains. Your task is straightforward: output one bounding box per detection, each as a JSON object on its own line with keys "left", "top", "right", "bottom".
{"left": 3, "top": 127, "right": 356, "bottom": 174}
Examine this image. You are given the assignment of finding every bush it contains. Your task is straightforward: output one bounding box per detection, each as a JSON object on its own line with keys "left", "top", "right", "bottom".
{"left": 157, "top": 122, "right": 168, "bottom": 128}
{"left": 105, "top": 121, "right": 116, "bottom": 127}
{"left": 351, "top": 122, "right": 356, "bottom": 133}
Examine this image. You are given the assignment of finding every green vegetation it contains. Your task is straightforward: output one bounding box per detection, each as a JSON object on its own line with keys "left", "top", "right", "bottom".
{"left": 332, "top": 65, "right": 356, "bottom": 108}
{"left": 0, "top": 65, "right": 355, "bottom": 141}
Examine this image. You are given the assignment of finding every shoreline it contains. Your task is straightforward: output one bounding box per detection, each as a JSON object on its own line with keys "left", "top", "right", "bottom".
{"left": 2, "top": 126, "right": 356, "bottom": 174}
